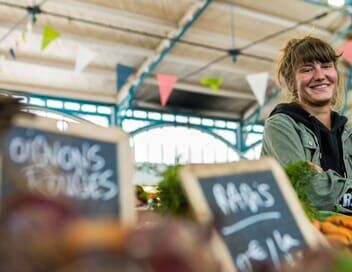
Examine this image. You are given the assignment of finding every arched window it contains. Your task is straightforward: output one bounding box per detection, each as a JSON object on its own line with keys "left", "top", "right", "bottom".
{"left": 131, "top": 126, "right": 241, "bottom": 164}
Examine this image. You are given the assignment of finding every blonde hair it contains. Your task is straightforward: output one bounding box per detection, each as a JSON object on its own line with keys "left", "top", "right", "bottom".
{"left": 277, "top": 36, "right": 344, "bottom": 111}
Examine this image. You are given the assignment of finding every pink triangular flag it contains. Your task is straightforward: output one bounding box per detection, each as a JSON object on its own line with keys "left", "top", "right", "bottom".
{"left": 340, "top": 40, "right": 352, "bottom": 65}
{"left": 156, "top": 73, "right": 178, "bottom": 106}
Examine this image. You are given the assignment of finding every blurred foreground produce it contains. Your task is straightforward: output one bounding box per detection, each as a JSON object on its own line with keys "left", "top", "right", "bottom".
{"left": 0, "top": 96, "right": 25, "bottom": 131}
{"left": 0, "top": 193, "right": 220, "bottom": 272}
{"left": 279, "top": 248, "right": 352, "bottom": 272}
{"left": 135, "top": 185, "right": 159, "bottom": 209}
{"left": 135, "top": 185, "right": 149, "bottom": 206}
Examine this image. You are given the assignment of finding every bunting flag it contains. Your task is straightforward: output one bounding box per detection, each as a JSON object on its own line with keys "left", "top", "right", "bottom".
{"left": 9, "top": 48, "right": 16, "bottom": 60}
{"left": 75, "top": 46, "right": 96, "bottom": 74}
{"left": 200, "top": 77, "right": 223, "bottom": 91}
{"left": 156, "top": 73, "right": 178, "bottom": 107}
{"left": 23, "top": 19, "right": 33, "bottom": 42}
{"left": 22, "top": 31, "right": 27, "bottom": 43}
{"left": 15, "top": 38, "right": 21, "bottom": 51}
{"left": 0, "top": 55, "right": 5, "bottom": 71}
{"left": 116, "top": 64, "right": 135, "bottom": 91}
{"left": 340, "top": 40, "right": 352, "bottom": 65}
{"left": 41, "top": 25, "right": 60, "bottom": 52}
{"left": 246, "top": 72, "right": 269, "bottom": 106}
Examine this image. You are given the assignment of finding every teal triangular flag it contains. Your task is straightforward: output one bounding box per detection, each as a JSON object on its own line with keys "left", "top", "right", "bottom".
{"left": 116, "top": 64, "right": 135, "bottom": 91}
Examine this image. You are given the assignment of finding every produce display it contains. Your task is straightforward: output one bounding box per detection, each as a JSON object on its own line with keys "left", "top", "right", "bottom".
{"left": 135, "top": 185, "right": 158, "bottom": 209}
{"left": 2, "top": 100, "right": 352, "bottom": 272}
{"left": 0, "top": 96, "right": 26, "bottom": 131}
{"left": 284, "top": 161, "right": 352, "bottom": 258}
{"left": 276, "top": 248, "right": 352, "bottom": 272}
{"left": 141, "top": 161, "right": 352, "bottom": 268}
{"left": 0, "top": 193, "right": 221, "bottom": 272}
{"left": 313, "top": 214, "right": 352, "bottom": 246}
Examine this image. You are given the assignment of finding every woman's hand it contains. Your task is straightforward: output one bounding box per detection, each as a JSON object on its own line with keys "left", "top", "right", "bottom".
{"left": 307, "top": 161, "right": 324, "bottom": 173}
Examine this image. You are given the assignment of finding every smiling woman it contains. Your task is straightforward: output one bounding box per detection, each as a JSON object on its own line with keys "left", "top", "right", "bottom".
{"left": 277, "top": 36, "right": 343, "bottom": 114}
{"left": 295, "top": 61, "right": 338, "bottom": 109}
{"left": 261, "top": 36, "right": 352, "bottom": 214}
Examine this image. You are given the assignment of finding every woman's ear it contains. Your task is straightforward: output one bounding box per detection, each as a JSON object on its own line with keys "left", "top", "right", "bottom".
{"left": 287, "top": 80, "right": 299, "bottom": 101}
{"left": 287, "top": 80, "right": 296, "bottom": 94}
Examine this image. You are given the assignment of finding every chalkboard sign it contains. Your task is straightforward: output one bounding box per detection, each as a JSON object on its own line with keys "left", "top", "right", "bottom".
{"left": 0, "top": 115, "right": 135, "bottom": 225}
{"left": 179, "top": 157, "right": 323, "bottom": 272}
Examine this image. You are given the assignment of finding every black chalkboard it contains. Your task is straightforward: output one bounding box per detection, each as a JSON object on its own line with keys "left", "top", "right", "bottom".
{"left": 0, "top": 116, "right": 135, "bottom": 224}
{"left": 180, "top": 158, "right": 322, "bottom": 272}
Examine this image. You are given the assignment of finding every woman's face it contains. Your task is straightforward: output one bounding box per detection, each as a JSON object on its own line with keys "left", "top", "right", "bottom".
{"left": 294, "top": 61, "right": 338, "bottom": 108}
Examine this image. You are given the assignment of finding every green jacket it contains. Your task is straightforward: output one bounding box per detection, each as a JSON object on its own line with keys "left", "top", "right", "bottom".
{"left": 261, "top": 113, "right": 352, "bottom": 213}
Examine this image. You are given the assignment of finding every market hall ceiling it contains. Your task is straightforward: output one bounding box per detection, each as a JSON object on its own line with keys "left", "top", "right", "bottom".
{"left": 0, "top": 0, "right": 349, "bottom": 121}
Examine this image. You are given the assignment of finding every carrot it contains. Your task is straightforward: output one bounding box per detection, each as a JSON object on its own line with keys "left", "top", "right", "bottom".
{"left": 325, "top": 234, "right": 350, "bottom": 246}
{"left": 320, "top": 221, "right": 352, "bottom": 241}
{"left": 311, "top": 219, "right": 321, "bottom": 230}
{"left": 326, "top": 215, "right": 352, "bottom": 230}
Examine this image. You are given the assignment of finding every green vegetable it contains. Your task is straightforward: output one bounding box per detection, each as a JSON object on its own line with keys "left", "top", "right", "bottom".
{"left": 284, "top": 161, "right": 318, "bottom": 219}
{"left": 135, "top": 185, "right": 148, "bottom": 204}
{"left": 157, "top": 164, "right": 189, "bottom": 216}
{"left": 315, "top": 210, "right": 342, "bottom": 221}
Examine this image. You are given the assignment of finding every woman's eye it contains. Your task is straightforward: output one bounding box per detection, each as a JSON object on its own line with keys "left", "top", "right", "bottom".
{"left": 301, "top": 67, "right": 312, "bottom": 73}
{"left": 322, "top": 64, "right": 333, "bottom": 69}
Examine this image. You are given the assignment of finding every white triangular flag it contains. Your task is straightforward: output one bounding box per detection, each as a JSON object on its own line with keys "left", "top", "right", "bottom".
{"left": 0, "top": 55, "right": 5, "bottom": 71}
{"left": 246, "top": 72, "right": 269, "bottom": 106}
{"left": 75, "top": 46, "right": 96, "bottom": 74}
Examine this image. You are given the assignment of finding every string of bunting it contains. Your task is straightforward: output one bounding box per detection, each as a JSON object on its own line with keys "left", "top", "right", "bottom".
{"left": 0, "top": 1, "right": 97, "bottom": 75}
{"left": 116, "top": 63, "right": 178, "bottom": 107}
{"left": 117, "top": 65, "right": 266, "bottom": 107}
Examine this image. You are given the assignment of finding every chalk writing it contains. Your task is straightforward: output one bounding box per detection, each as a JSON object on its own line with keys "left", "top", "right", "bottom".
{"left": 213, "top": 182, "right": 275, "bottom": 215}
{"left": 7, "top": 134, "right": 118, "bottom": 201}
{"left": 9, "top": 136, "right": 105, "bottom": 170}
{"left": 235, "top": 230, "right": 301, "bottom": 272}
{"left": 222, "top": 211, "right": 281, "bottom": 236}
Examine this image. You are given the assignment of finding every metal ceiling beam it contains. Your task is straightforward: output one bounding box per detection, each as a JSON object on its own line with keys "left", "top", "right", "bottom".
{"left": 46, "top": 0, "right": 176, "bottom": 33}
{"left": 0, "top": 81, "right": 114, "bottom": 104}
{"left": 212, "top": 1, "right": 332, "bottom": 38}
{"left": 45, "top": 0, "right": 329, "bottom": 53}
{"left": 134, "top": 101, "right": 242, "bottom": 120}
{"left": 0, "top": 59, "right": 115, "bottom": 102}
{"left": 43, "top": 0, "right": 283, "bottom": 57}
{"left": 0, "top": 22, "right": 271, "bottom": 78}
{"left": 117, "top": 0, "right": 213, "bottom": 105}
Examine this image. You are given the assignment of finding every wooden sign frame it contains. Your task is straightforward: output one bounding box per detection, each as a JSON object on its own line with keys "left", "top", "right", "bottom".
{"left": 0, "top": 114, "right": 135, "bottom": 226}
{"left": 179, "top": 157, "right": 324, "bottom": 272}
